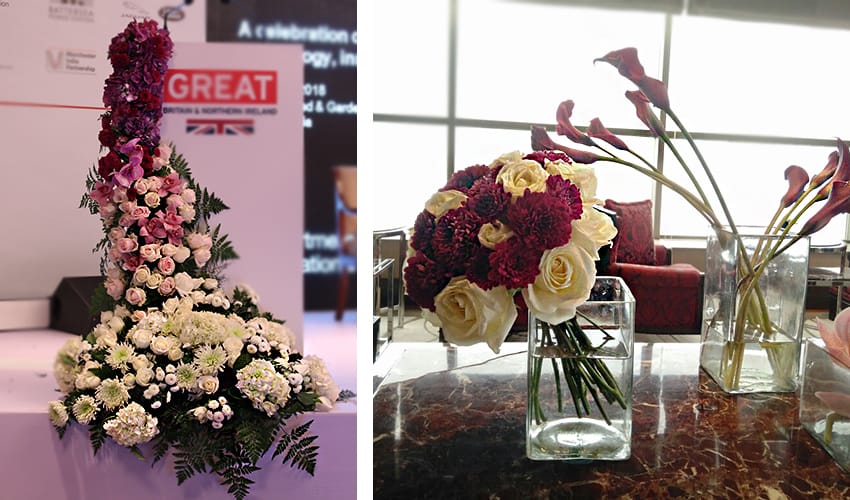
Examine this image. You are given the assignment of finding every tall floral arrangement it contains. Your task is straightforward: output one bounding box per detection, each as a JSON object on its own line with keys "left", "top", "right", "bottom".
{"left": 47, "top": 20, "right": 339, "bottom": 500}
{"left": 531, "top": 47, "right": 850, "bottom": 391}
{"left": 404, "top": 150, "right": 623, "bottom": 418}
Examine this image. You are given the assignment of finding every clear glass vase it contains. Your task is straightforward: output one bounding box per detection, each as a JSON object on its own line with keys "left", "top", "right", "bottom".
{"left": 700, "top": 226, "right": 809, "bottom": 393}
{"left": 800, "top": 338, "right": 850, "bottom": 472}
{"left": 526, "top": 276, "right": 634, "bottom": 461}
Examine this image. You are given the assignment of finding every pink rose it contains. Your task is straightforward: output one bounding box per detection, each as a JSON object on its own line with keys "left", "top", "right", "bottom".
{"left": 134, "top": 178, "right": 150, "bottom": 195}
{"left": 125, "top": 287, "right": 147, "bottom": 306}
{"left": 99, "top": 203, "right": 117, "bottom": 219}
{"left": 166, "top": 194, "right": 184, "bottom": 209}
{"left": 157, "top": 256, "right": 176, "bottom": 275}
{"left": 112, "top": 187, "right": 129, "bottom": 204}
{"left": 116, "top": 237, "right": 139, "bottom": 254}
{"left": 108, "top": 227, "right": 126, "bottom": 242}
{"left": 193, "top": 248, "right": 212, "bottom": 267}
{"left": 118, "top": 214, "right": 134, "bottom": 227}
{"left": 118, "top": 200, "right": 135, "bottom": 214}
{"left": 181, "top": 188, "right": 196, "bottom": 205}
{"left": 167, "top": 226, "right": 184, "bottom": 246}
{"left": 148, "top": 176, "right": 163, "bottom": 193}
{"left": 144, "top": 192, "right": 161, "bottom": 208}
{"left": 107, "top": 246, "right": 121, "bottom": 264}
{"left": 185, "top": 232, "right": 205, "bottom": 250}
{"left": 158, "top": 276, "right": 176, "bottom": 296}
{"left": 139, "top": 244, "right": 161, "bottom": 262}
{"left": 160, "top": 243, "right": 178, "bottom": 257}
{"left": 178, "top": 204, "right": 196, "bottom": 222}
{"left": 160, "top": 172, "right": 182, "bottom": 195}
{"left": 129, "top": 205, "right": 151, "bottom": 221}
{"left": 140, "top": 218, "right": 167, "bottom": 241}
{"left": 104, "top": 278, "right": 125, "bottom": 300}
{"left": 154, "top": 144, "right": 172, "bottom": 169}
{"left": 89, "top": 182, "right": 112, "bottom": 205}
{"left": 161, "top": 210, "right": 183, "bottom": 229}
{"left": 121, "top": 254, "right": 142, "bottom": 272}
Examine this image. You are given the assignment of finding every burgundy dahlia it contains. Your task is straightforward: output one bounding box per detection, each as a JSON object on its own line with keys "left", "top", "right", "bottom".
{"left": 466, "top": 176, "right": 511, "bottom": 221}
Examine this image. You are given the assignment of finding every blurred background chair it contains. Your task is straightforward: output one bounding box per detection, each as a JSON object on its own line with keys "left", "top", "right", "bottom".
{"left": 603, "top": 199, "right": 704, "bottom": 334}
{"left": 806, "top": 242, "right": 850, "bottom": 319}
{"left": 333, "top": 165, "right": 357, "bottom": 321}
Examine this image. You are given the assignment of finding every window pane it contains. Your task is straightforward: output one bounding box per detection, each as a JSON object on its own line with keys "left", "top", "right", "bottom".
{"left": 372, "top": 122, "right": 448, "bottom": 229}
{"left": 456, "top": 0, "right": 666, "bottom": 126}
{"left": 454, "top": 127, "right": 656, "bottom": 205}
{"left": 658, "top": 139, "right": 846, "bottom": 246}
{"left": 669, "top": 16, "right": 850, "bottom": 138}
{"left": 373, "top": 0, "right": 449, "bottom": 116}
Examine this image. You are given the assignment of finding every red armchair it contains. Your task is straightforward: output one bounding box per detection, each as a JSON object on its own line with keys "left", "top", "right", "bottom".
{"left": 603, "top": 199, "right": 703, "bottom": 334}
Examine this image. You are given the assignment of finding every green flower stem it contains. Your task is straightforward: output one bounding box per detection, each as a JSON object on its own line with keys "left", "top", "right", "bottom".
{"left": 657, "top": 133, "right": 715, "bottom": 210}
{"left": 542, "top": 324, "right": 564, "bottom": 414}
{"left": 826, "top": 412, "right": 836, "bottom": 444}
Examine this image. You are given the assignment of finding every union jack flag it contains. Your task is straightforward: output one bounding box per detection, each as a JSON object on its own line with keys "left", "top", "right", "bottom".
{"left": 186, "top": 118, "right": 255, "bottom": 135}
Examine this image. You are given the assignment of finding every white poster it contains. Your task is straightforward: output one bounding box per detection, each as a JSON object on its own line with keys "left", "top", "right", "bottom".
{"left": 160, "top": 42, "right": 306, "bottom": 348}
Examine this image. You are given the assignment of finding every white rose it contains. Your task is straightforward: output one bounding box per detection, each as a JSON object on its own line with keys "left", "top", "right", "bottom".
{"left": 131, "top": 328, "right": 153, "bottom": 349}
{"left": 96, "top": 330, "right": 118, "bottom": 348}
{"left": 149, "top": 336, "right": 174, "bottom": 355}
{"left": 433, "top": 277, "right": 517, "bottom": 354}
{"left": 173, "top": 246, "right": 191, "bottom": 263}
{"left": 107, "top": 316, "right": 124, "bottom": 333}
{"left": 145, "top": 272, "right": 164, "bottom": 290}
{"left": 545, "top": 161, "right": 599, "bottom": 202}
{"left": 571, "top": 207, "right": 618, "bottom": 257}
{"left": 75, "top": 371, "right": 101, "bottom": 390}
{"left": 160, "top": 243, "right": 178, "bottom": 257}
{"left": 167, "top": 347, "right": 183, "bottom": 361}
{"left": 424, "top": 190, "right": 468, "bottom": 218}
{"left": 477, "top": 221, "right": 514, "bottom": 249}
{"left": 135, "top": 367, "right": 154, "bottom": 386}
{"left": 125, "top": 287, "right": 146, "bottom": 306}
{"left": 131, "top": 355, "right": 151, "bottom": 371}
{"left": 133, "top": 266, "right": 151, "bottom": 286}
{"left": 174, "top": 272, "right": 203, "bottom": 296}
{"left": 203, "top": 278, "right": 219, "bottom": 290}
{"left": 144, "top": 192, "right": 161, "bottom": 208}
{"left": 488, "top": 151, "right": 524, "bottom": 170}
{"left": 197, "top": 375, "right": 220, "bottom": 394}
{"left": 179, "top": 204, "right": 196, "bottom": 222}
{"left": 522, "top": 242, "right": 597, "bottom": 325}
{"left": 139, "top": 244, "right": 161, "bottom": 263}
{"left": 181, "top": 188, "right": 196, "bottom": 204}
{"left": 162, "top": 297, "right": 180, "bottom": 314}
{"left": 496, "top": 159, "right": 549, "bottom": 198}
{"left": 130, "top": 310, "right": 147, "bottom": 323}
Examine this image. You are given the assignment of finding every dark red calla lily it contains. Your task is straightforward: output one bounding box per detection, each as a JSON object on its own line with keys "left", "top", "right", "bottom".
{"left": 800, "top": 180, "right": 850, "bottom": 236}
{"left": 810, "top": 150, "right": 839, "bottom": 190}
{"left": 531, "top": 126, "right": 601, "bottom": 164}
{"left": 595, "top": 47, "right": 670, "bottom": 111}
{"left": 587, "top": 118, "right": 628, "bottom": 150}
{"left": 625, "top": 91, "right": 665, "bottom": 137}
{"left": 556, "top": 100, "right": 595, "bottom": 147}
{"left": 832, "top": 139, "right": 850, "bottom": 182}
{"left": 781, "top": 165, "right": 809, "bottom": 208}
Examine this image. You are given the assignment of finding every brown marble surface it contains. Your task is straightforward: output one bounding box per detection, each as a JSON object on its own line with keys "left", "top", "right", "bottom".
{"left": 373, "top": 343, "right": 850, "bottom": 499}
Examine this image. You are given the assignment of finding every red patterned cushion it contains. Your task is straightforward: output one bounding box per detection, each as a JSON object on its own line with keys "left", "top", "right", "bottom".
{"left": 604, "top": 199, "right": 655, "bottom": 265}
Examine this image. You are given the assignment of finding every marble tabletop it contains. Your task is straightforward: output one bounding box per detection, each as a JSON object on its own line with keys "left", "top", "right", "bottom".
{"left": 373, "top": 342, "right": 850, "bottom": 499}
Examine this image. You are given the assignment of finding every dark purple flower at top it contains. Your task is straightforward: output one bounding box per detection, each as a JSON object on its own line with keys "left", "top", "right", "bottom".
{"left": 781, "top": 165, "right": 809, "bottom": 208}
{"left": 625, "top": 91, "right": 665, "bottom": 137}
{"left": 441, "top": 165, "right": 491, "bottom": 193}
{"left": 594, "top": 47, "right": 671, "bottom": 111}
{"left": 403, "top": 251, "right": 452, "bottom": 311}
{"left": 506, "top": 191, "right": 574, "bottom": 251}
{"left": 488, "top": 238, "right": 542, "bottom": 290}
{"left": 587, "top": 118, "right": 629, "bottom": 150}
{"left": 410, "top": 210, "right": 437, "bottom": 257}
{"left": 432, "top": 207, "right": 485, "bottom": 274}
{"left": 466, "top": 176, "right": 511, "bottom": 221}
{"left": 523, "top": 151, "right": 572, "bottom": 165}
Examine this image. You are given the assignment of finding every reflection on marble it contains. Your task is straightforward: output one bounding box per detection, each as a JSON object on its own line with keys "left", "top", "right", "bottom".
{"left": 373, "top": 343, "right": 850, "bottom": 498}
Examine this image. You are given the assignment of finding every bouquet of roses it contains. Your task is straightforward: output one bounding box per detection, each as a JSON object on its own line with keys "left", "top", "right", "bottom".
{"left": 404, "top": 150, "right": 624, "bottom": 420}
{"left": 47, "top": 20, "right": 339, "bottom": 500}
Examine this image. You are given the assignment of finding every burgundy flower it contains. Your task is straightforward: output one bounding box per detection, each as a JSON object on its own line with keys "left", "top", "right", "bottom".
{"left": 587, "top": 118, "right": 628, "bottom": 151}
{"left": 441, "top": 165, "right": 490, "bottom": 193}
{"left": 403, "top": 251, "right": 451, "bottom": 311}
{"left": 815, "top": 140, "right": 850, "bottom": 201}
{"left": 801, "top": 180, "right": 850, "bottom": 236}
{"left": 466, "top": 176, "right": 511, "bottom": 221}
{"left": 531, "top": 126, "right": 601, "bottom": 164}
{"left": 98, "top": 127, "right": 118, "bottom": 148}
{"left": 410, "top": 210, "right": 437, "bottom": 257}
{"left": 810, "top": 151, "right": 839, "bottom": 190}
{"left": 506, "top": 191, "right": 574, "bottom": 251}
{"left": 466, "top": 246, "right": 497, "bottom": 290}
{"left": 781, "top": 165, "right": 809, "bottom": 208}
{"left": 97, "top": 151, "right": 123, "bottom": 180}
{"left": 556, "top": 100, "right": 595, "bottom": 147}
{"left": 594, "top": 47, "right": 671, "bottom": 111}
{"left": 488, "top": 238, "right": 542, "bottom": 289}
{"left": 545, "top": 176, "right": 584, "bottom": 217}
{"left": 625, "top": 91, "right": 665, "bottom": 137}
{"left": 523, "top": 151, "right": 571, "bottom": 165}
{"left": 432, "top": 207, "right": 484, "bottom": 274}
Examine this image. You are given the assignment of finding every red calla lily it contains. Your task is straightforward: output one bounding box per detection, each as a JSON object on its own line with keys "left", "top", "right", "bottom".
{"left": 781, "top": 165, "right": 809, "bottom": 208}
{"left": 531, "top": 126, "right": 601, "bottom": 164}
{"left": 800, "top": 180, "right": 850, "bottom": 236}
{"left": 556, "top": 100, "right": 595, "bottom": 147}
{"left": 595, "top": 47, "right": 670, "bottom": 111}
{"left": 625, "top": 91, "right": 665, "bottom": 137}
{"left": 587, "top": 118, "right": 628, "bottom": 151}
{"left": 810, "top": 151, "right": 839, "bottom": 190}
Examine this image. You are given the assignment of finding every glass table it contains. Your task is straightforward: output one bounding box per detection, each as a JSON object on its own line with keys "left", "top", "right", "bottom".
{"left": 373, "top": 342, "right": 850, "bottom": 498}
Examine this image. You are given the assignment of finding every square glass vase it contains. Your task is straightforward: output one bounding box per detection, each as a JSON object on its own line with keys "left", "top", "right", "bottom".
{"left": 800, "top": 338, "right": 850, "bottom": 472}
{"left": 526, "top": 276, "right": 634, "bottom": 461}
{"left": 700, "top": 226, "right": 809, "bottom": 393}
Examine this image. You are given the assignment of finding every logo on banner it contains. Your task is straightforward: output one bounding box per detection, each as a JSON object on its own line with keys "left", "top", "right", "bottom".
{"left": 45, "top": 48, "right": 97, "bottom": 75}
{"left": 48, "top": 0, "right": 94, "bottom": 23}
{"left": 164, "top": 69, "right": 279, "bottom": 136}
{"left": 186, "top": 119, "right": 255, "bottom": 136}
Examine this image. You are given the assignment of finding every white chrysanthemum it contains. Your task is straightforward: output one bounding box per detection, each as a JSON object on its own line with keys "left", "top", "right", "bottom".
{"left": 105, "top": 342, "right": 136, "bottom": 369}
{"left": 194, "top": 345, "right": 228, "bottom": 375}
{"left": 72, "top": 395, "right": 99, "bottom": 424}
{"left": 54, "top": 338, "right": 84, "bottom": 393}
{"left": 174, "top": 362, "right": 199, "bottom": 390}
{"left": 47, "top": 400, "right": 69, "bottom": 427}
{"left": 235, "top": 359, "right": 291, "bottom": 416}
{"left": 302, "top": 355, "right": 341, "bottom": 411}
{"left": 95, "top": 378, "right": 130, "bottom": 410}
{"left": 178, "top": 311, "right": 230, "bottom": 346}
{"left": 103, "top": 402, "right": 159, "bottom": 447}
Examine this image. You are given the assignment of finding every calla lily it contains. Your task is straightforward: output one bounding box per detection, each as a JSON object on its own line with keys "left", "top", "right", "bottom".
{"left": 587, "top": 118, "right": 628, "bottom": 151}
{"left": 810, "top": 151, "right": 839, "bottom": 190}
{"left": 834, "top": 139, "right": 850, "bottom": 182}
{"left": 531, "top": 126, "right": 601, "bottom": 164}
{"left": 595, "top": 47, "right": 670, "bottom": 111}
{"left": 816, "top": 308, "right": 850, "bottom": 368}
{"left": 781, "top": 165, "right": 808, "bottom": 208}
{"left": 800, "top": 180, "right": 850, "bottom": 236}
{"left": 624, "top": 91, "right": 665, "bottom": 137}
{"left": 556, "top": 100, "right": 595, "bottom": 147}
